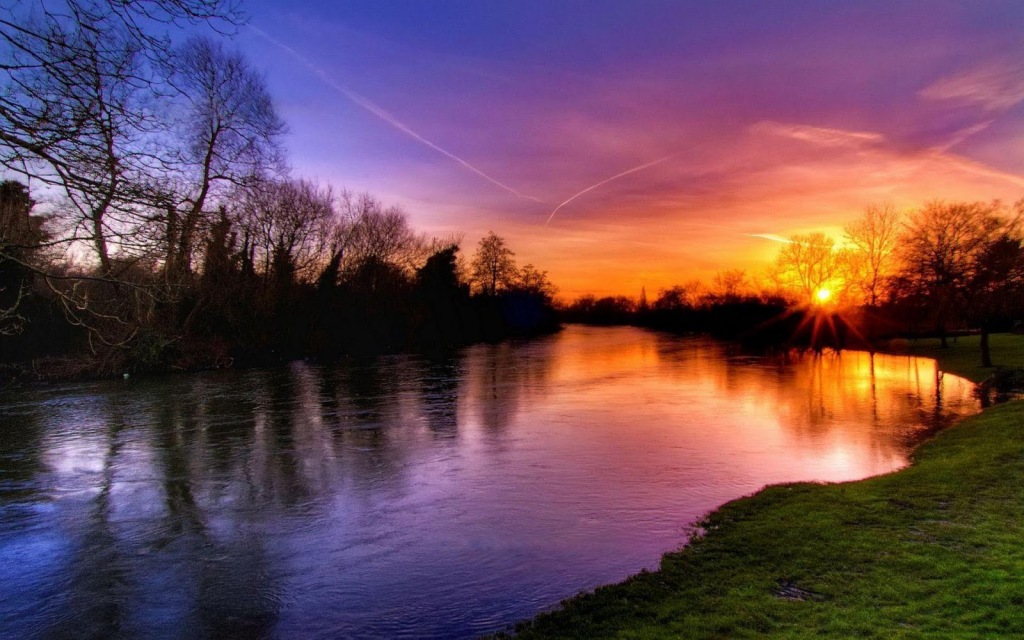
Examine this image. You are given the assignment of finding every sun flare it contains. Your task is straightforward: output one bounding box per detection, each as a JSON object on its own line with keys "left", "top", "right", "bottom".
{"left": 815, "top": 287, "right": 832, "bottom": 304}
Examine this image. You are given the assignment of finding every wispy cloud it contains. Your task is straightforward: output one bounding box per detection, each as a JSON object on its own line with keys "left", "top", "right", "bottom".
{"left": 750, "top": 121, "right": 885, "bottom": 147}
{"left": 240, "top": 6, "right": 1024, "bottom": 298}
{"left": 920, "top": 62, "right": 1024, "bottom": 111}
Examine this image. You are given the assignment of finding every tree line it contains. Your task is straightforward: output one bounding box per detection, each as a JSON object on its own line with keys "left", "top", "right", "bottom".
{"left": 0, "top": 1, "right": 557, "bottom": 381}
{"left": 566, "top": 200, "right": 1024, "bottom": 365}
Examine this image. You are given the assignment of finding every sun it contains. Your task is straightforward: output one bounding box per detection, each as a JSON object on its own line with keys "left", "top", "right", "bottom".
{"left": 815, "top": 287, "right": 832, "bottom": 304}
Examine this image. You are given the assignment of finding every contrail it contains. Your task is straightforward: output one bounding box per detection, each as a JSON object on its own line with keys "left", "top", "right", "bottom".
{"left": 544, "top": 154, "right": 677, "bottom": 225}
{"left": 744, "top": 233, "right": 794, "bottom": 244}
{"left": 249, "top": 26, "right": 541, "bottom": 203}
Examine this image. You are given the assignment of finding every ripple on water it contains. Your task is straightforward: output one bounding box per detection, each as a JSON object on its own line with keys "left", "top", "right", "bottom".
{"left": 0, "top": 327, "right": 978, "bottom": 639}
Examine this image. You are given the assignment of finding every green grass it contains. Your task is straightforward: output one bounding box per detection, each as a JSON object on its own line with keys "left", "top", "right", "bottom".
{"left": 500, "top": 333, "right": 1024, "bottom": 639}
{"left": 898, "top": 333, "right": 1024, "bottom": 383}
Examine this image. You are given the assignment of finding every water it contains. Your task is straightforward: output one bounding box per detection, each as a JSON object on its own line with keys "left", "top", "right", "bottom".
{"left": 0, "top": 325, "right": 978, "bottom": 639}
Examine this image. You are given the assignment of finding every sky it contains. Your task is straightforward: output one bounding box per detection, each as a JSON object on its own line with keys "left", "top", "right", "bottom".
{"left": 236, "top": 1, "right": 1024, "bottom": 298}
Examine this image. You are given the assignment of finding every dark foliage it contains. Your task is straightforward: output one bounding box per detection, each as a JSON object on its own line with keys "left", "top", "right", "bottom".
{"left": 0, "top": 207, "right": 559, "bottom": 383}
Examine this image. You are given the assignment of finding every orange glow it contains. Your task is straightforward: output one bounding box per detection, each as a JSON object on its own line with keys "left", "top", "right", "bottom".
{"left": 471, "top": 121, "right": 1024, "bottom": 300}
{"left": 815, "top": 287, "right": 833, "bottom": 304}
{"left": 267, "top": 5, "right": 1024, "bottom": 300}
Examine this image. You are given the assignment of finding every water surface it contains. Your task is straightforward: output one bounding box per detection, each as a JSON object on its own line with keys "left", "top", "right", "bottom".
{"left": 0, "top": 326, "right": 977, "bottom": 638}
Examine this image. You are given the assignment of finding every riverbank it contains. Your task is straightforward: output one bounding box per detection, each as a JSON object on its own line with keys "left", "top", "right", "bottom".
{"left": 502, "top": 334, "right": 1024, "bottom": 638}
{"left": 0, "top": 318, "right": 563, "bottom": 389}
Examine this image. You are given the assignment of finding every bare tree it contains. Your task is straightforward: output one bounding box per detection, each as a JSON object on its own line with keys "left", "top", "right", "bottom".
{"left": 471, "top": 231, "right": 518, "bottom": 296}
{"left": 712, "top": 269, "right": 747, "bottom": 302}
{"left": 0, "top": 1, "right": 239, "bottom": 92}
{"left": 956, "top": 201, "right": 1024, "bottom": 365}
{"left": 342, "top": 197, "right": 428, "bottom": 276}
{"left": 0, "top": 0, "right": 244, "bottom": 348}
{"left": 844, "top": 203, "right": 901, "bottom": 306}
{"left": 2, "top": 22, "right": 156, "bottom": 274}
{"left": 515, "top": 264, "right": 556, "bottom": 300}
{"left": 234, "top": 178, "right": 336, "bottom": 284}
{"left": 774, "top": 232, "right": 839, "bottom": 304}
{"left": 0, "top": 1, "right": 242, "bottom": 266}
{"left": 968, "top": 229, "right": 1024, "bottom": 366}
{"left": 896, "top": 201, "right": 1003, "bottom": 347}
{"left": 162, "top": 35, "right": 285, "bottom": 283}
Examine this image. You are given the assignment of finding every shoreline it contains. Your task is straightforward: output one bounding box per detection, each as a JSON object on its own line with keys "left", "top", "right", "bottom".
{"left": 0, "top": 324, "right": 564, "bottom": 391}
{"left": 499, "top": 334, "right": 1024, "bottom": 638}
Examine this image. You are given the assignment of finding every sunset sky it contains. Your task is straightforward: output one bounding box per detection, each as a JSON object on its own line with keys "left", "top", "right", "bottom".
{"left": 238, "top": 1, "right": 1024, "bottom": 298}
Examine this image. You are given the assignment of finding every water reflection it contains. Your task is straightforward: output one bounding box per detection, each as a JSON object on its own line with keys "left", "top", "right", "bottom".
{"left": 0, "top": 326, "right": 977, "bottom": 639}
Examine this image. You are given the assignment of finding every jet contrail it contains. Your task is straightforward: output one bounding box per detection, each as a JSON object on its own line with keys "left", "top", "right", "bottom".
{"left": 744, "top": 233, "right": 795, "bottom": 244}
{"left": 544, "top": 154, "right": 677, "bottom": 225}
{"left": 249, "top": 26, "right": 541, "bottom": 203}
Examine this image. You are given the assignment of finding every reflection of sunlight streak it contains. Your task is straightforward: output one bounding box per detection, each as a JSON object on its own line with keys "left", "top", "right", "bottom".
{"left": 249, "top": 26, "right": 541, "bottom": 203}
{"left": 544, "top": 154, "right": 678, "bottom": 226}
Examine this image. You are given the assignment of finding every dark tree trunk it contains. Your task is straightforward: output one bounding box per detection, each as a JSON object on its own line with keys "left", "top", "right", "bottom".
{"left": 93, "top": 215, "right": 111, "bottom": 275}
{"left": 980, "top": 324, "right": 992, "bottom": 368}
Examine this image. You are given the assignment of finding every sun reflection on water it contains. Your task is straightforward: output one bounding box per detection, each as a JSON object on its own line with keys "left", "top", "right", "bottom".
{"left": 0, "top": 326, "right": 978, "bottom": 639}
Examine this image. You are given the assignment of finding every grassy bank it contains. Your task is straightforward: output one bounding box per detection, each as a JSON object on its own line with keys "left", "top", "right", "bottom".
{"left": 897, "top": 333, "right": 1023, "bottom": 382}
{"left": 502, "top": 334, "right": 1024, "bottom": 638}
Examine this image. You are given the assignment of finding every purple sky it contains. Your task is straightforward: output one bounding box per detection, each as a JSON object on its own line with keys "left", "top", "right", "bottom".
{"left": 237, "top": 1, "right": 1024, "bottom": 297}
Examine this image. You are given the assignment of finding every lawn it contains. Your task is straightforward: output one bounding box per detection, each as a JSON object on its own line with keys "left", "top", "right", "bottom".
{"left": 500, "top": 333, "right": 1024, "bottom": 639}
{"left": 899, "top": 333, "right": 1024, "bottom": 383}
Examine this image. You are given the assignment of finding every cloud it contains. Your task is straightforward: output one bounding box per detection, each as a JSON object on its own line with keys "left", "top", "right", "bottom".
{"left": 750, "top": 121, "right": 886, "bottom": 147}
{"left": 920, "top": 62, "right": 1024, "bottom": 111}
{"left": 241, "top": 10, "right": 1024, "bottom": 299}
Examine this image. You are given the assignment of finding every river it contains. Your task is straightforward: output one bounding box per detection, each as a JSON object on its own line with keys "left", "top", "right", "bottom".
{"left": 0, "top": 325, "right": 978, "bottom": 639}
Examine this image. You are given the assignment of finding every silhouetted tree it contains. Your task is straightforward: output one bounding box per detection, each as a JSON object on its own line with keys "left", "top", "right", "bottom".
{"left": 1, "top": 0, "right": 241, "bottom": 273}
{"left": 163, "top": 35, "right": 285, "bottom": 284}
{"left": 341, "top": 197, "right": 428, "bottom": 277}
{"left": 417, "top": 245, "right": 464, "bottom": 294}
{"left": 712, "top": 269, "right": 748, "bottom": 302}
{"left": 415, "top": 244, "right": 471, "bottom": 346}
{"left": 514, "top": 264, "right": 556, "bottom": 300}
{"left": 339, "top": 256, "right": 414, "bottom": 353}
{"left": 964, "top": 226, "right": 1024, "bottom": 366}
{"left": 845, "top": 203, "right": 901, "bottom": 307}
{"left": 199, "top": 207, "right": 237, "bottom": 293}
{"left": 653, "top": 286, "right": 688, "bottom": 311}
{"left": 0, "top": 181, "right": 46, "bottom": 334}
{"left": 20, "top": 30, "right": 150, "bottom": 276}
{"left": 168, "top": 205, "right": 247, "bottom": 361}
{"left": 471, "top": 231, "right": 518, "bottom": 296}
{"left": 562, "top": 295, "right": 635, "bottom": 325}
{"left": 234, "top": 178, "right": 336, "bottom": 284}
{"left": 896, "top": 201, "right": 1002, "bottom": 347}
{"left": 774, "top": 232, "right": 839, "bottom": 304}
{"left": 0, "top": 0, "right": 245, "bottom": 358}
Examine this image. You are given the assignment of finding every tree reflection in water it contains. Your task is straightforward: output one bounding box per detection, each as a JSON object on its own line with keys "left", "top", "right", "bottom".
{"left": 0, "top": 326, "right": 978, "bottom": 639}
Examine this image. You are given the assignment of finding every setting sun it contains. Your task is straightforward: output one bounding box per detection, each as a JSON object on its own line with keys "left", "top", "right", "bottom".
{"left": 5, "top": 2, "right": 1024, "bottom": 639}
